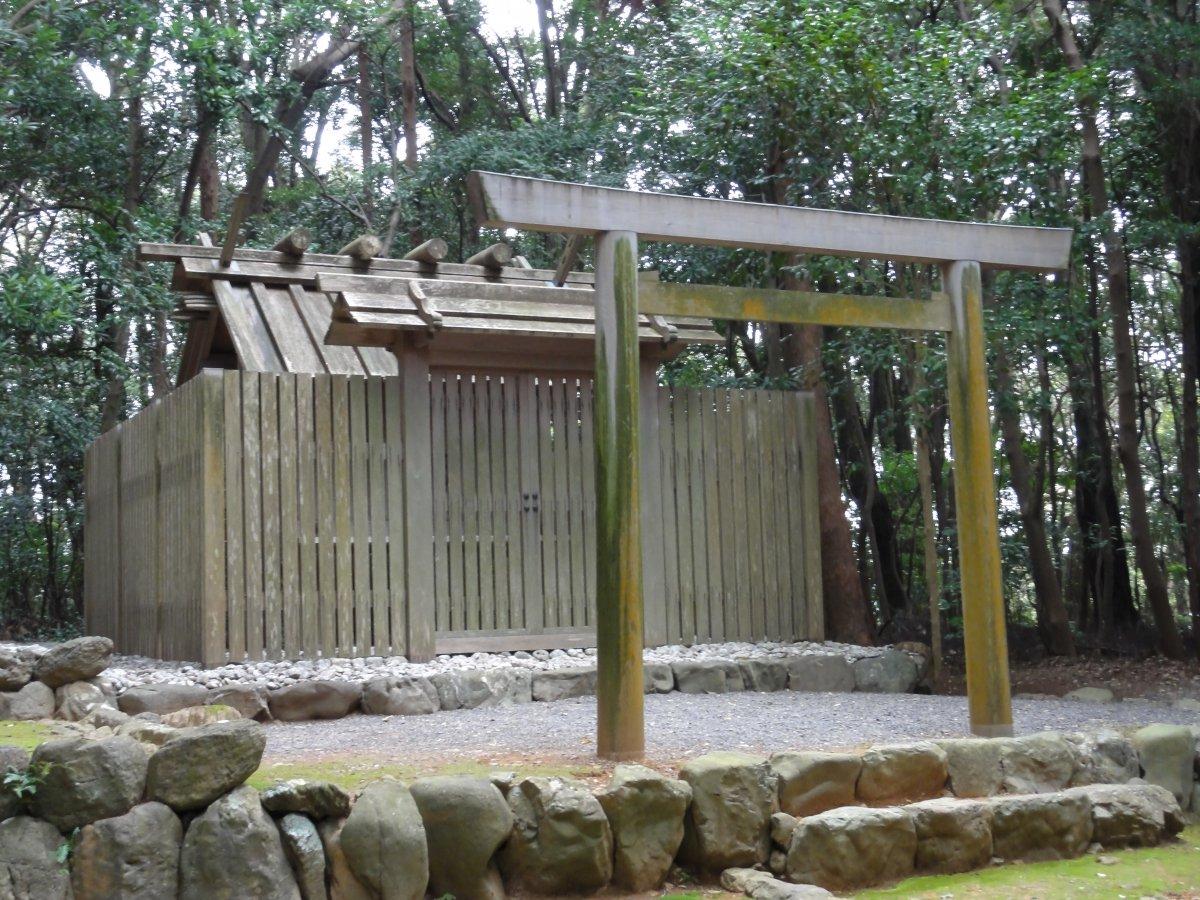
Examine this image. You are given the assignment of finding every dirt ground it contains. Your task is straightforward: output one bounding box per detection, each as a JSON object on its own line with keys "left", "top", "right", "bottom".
{"left": 936, "top": 651, "right": 1200, "bottom": 701}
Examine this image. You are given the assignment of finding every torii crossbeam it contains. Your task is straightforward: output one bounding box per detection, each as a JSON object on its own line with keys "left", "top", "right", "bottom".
{"left": 467, "top": 171, "right": 1073, "bottom": 759}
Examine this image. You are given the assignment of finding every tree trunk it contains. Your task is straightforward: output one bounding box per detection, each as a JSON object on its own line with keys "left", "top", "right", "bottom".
{"left": 358, "top": 47, "right": 374, "bottom": 219}
{"left": 1042, "top": 0, "right": 1185, "bottom": 658}
{"left": 535, "top": 0, "right": 559, "bottom": 118}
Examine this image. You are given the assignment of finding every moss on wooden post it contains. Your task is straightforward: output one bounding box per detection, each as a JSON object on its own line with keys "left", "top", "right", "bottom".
{"left": 944, "top": 260, "right": 1013, "bottom": 737}
{"left": 594, "top": 230, "right": 645, "bottom": 760}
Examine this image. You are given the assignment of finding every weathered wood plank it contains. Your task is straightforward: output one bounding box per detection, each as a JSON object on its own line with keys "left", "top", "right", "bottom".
{"left": 473, "top": 376, "right": 495, "bottom": 631}
{"left": 199, "top": 371, "right": 227, "bottom": 666}
{"left": 223, "top": 373, "right": 246, "bottom": 660}
{"left": 700, "top": 387, "right": 724, "bottom": 643}
{"left": 366, "top": 377, "right": 389, "bottom": 651}
{"left": 445, "top": 375, "right": 466, "bottom": 632}
{"left": 348, "top": 376, "right": 371, "bottom": 654}
{"left": 566, "top": 378, "right": 587, "bottom": 629}
{"left": 744, "top": 392, "right": 766, "bottom": 639}
{"left": 253, "top": 283, "right": 326, "bottom": 373}
{"left": 550, "top": 379, "right": 573, "bottom": 626}
{"left": 240, "top": 374, "right": 264, "bottom": 658}
{"left": 435, "top": 628, "right": 595, "bottom": 654}
{"left": 330, "top": 375, "right": 354, "bottom": 653}
{"left": 487, "top": 376, "right": 511, "bottom": 631}
{"left": 460, "top": 376, "right": 481, "bottom": 631}
{"left": 211, "top": 280, "right": 283, "bottom": 372}
{"left": 296, "top": 375, "right": 319, "bottom": 657}
{"left": 536, "top": 378, "right": 559, "bottom": 626}
{"left": 729, "top": 390, "right": 752, "bottom": 641}
{"left": 314, "top": 375, "right": 337, "bottom": 656}
{"left": 501, "top": 376, "right": 524, "bottom": 628}
{"left": 671, "top": 390, "right": 695, "bottom": 643}
{"left": 657, "top": 388, "right": 680, "bottom": 644}
{"left": 685, "top": 389, "right": 710, "bottom": 642}
{"left": 638, "top": 364, "right": 667, "bottom": 646}
{"left": 288, "top": 284, "right": 365, "bottom": 375}
{"left": 758, "top": 392, "right": 782, "bottom": 641}
{"left": 796, "top": 392, "right": 824, "bottom": 641}
{"left": 714, "top": 389, "right": 738, "bottom": 641}
{"left": 397, "top": 346, "right": 436, "bottom": 661}
{"left": 580, "top": 378, "right": 597, "bottom": 626}
{"left": 641, "top": 282, "right": 954, "bottom": 332}
{"left": 517, "top": 374, "right": 544, "bottom": 631}
{"left": 467, "top": 171, "right": 1073, "bottom": 271}
{"left": 259, "top": 374, "right": 283, "bottom": 657}
{"left": 277, "top": 375, "right": 301, "bottom": 658}
{"left": 384, "top": 375, "right": 407, "bottom": 656}
{"left": 430, "top": 374, "right": 450, "bottom": 632}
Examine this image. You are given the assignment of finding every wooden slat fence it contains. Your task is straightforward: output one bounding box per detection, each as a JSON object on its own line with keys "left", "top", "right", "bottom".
{"left": 84, "top": 369, "right": 821, "bottom": 664}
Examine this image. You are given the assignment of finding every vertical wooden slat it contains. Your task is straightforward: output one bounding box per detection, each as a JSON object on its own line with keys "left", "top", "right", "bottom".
{"left": 517, "top": 374, "right": 544, "bottom": 631}
{"left": 488, "top": 376, "right": 510, "bottom": 631}
{"left": 729, "top": 390, "right": 751, "bottom": 640}
{"left": 348, "top": 376, "right": 371, "bottom": 653}
{"left": 278, "top": 374, "right": 301, "bottom": 658}
{"left": 199, "top": 371, "right": 227, "bottom": 666}
{"left": 430, "top": 374, "right": 449, "bottom": 631}
{"left": 260, "top": 374, "right": 283, "bottom": 658}
{"left": 223, "top": 373, "right": 246, "bottom": 660}
{"left": 671, "top": 390, "right": 695, "bottom": 643}
{"left": 771, "top": 392, "right": 798, "bottom": 640}
{"left": 330, "top": 375, "right": 354, "bottom": 653}
{"left": 501, "top": 376, "right": 524, "bottom": 628}
{"left": 656, "top": 389, "right": 680, "bottom": 644}
{"left": 473, "top": 377, "right": 495, "bottom": 631}
{"left": 397, "top": 346, "right": 435, "bottom": 661}
{"left": 366, "top": 377, "right": 389, "bottom": 651}
{"left": 566, "top": 378, "right": 587, "bottom": 628}
{"left": 784, "top": 393, "right": 809, "bottom": 639}
{"left": 701, "top": 387, "right": 724, "bottom": 643}
{"left": 460, "top": 376, "right": 481, "bottom": 631}
{"left": 551, "top": 380, "right": 573, "bottom": 625}
{"left": 757, "top": 392, "right": 781, "bottom": 641}
{"left": 536, "top": 378, "right": 558, "bottom": 626}
{"left": 384, "top": 375, "right": 407, "bottom": 655}
{"left": 241, "top": 375, "right": 265, "bottom": 659}
{"left": 297, "top": 375, "right": 319, "bottom": 657}
{"left": 685, "top": 389, "right": 710, "bottom": 642}
{"left": 637, "top": 364, "right": 666, "bottom": 646}
{"left": 580, "top": 378, "right": 597, "bottom": 625}
{"left": 445, "top": 375, "right": 466, "bottom": 632}
{"left": 314, "top": 376, "right": 337, "bottom": 656}
{"left": 154, "top": 396, "right": 169, "bottom": 661}
{"left": 797, "top": 392, "right": 824, "bottom": 640}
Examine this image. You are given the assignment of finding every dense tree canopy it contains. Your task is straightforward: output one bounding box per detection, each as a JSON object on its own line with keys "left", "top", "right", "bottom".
{"left": 2, "top": 0, "right": 1198, "bottom": 659}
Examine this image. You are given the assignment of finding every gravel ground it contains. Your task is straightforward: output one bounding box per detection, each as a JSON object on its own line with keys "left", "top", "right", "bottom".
{"left": 263, "top": 690, "right": 1200, "bottom": 764}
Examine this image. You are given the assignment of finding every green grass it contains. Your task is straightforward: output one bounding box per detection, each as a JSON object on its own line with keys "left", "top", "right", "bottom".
{"left": 857, "top": 824, "right": 1200, "bottom": 899}
{"left": 248, "top": 756, "right": 606, "bottom": 792}
{"left": 0, "top": 720, "right": 62, "bottom": 752}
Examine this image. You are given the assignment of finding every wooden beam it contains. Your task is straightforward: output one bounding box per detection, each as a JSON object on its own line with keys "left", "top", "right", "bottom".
{"left": 338, "top": 234, "right": 383, "bottom": 262}
{"left": 640, "top": 281, "right": 954, "bottom": 332}
{"left": 593, "top": 229, "right": 644, "bottom": 761}
{"left": 403, "top": 238, "right": 448, "bottom": 264}
{"left": 943, "top": 260, "right": 1013, "bottom": 737}
{"left": 272, "top": 228, "right": 311, "bottom": 257}
{"left": 464, "top": 242, "right": 513, "bottom": 270}
{"left": 467, "top": 171, "right": 1072, "bottom": 272}
{"left": 219, "top": 193, "right": 250, "bottom": 267}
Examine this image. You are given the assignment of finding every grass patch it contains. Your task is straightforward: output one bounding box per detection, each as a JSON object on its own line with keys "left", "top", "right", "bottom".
{"left": 0, "top": 720, "right": 61, "bottom": 752}
{"left": 249, "top": 756, "right": 605, "bottom": 792}
{"left": 857, "top": 824, "right": 1200, "bottom": 899}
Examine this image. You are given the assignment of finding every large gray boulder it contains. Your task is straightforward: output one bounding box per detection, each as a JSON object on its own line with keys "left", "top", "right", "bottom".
{"left": 722, "top": 867, "right": 834, "bottom": 899}
{"left": 340, "top": 779, "right": 428, "bottom": 900}
{"left": 0, "top": 815, "right": 72, "bottom": 899}
{"left": 34, "top": 636, "right": 113, "bottom": 689}
{"left": 738, "top": 658, "right": 789, "bottom": 693}
{"left": 1066, "top": 730, "right": 1139, "bottom": 787}
{"left": 596, "top": 764, "right": 692, "bottom": 891}
{"left": 679, "top": 752, "right": 777, "bottom": 872}
{"left": 269, "top": 681, "right": 361, "bottom": 721}
{"left": 208, "top": 684, "right": 271, "bottom": 721}
{"left": 117, "top": 717, "right": 177, "bottom": 748}
{"left": 55, "top": 681, "right": 114, "bottom": 722}
{"left": 1000, "top": 732, "right": 1077, "bottom": 794}
{"left": 785, "top": 654, "right": 855, "bottom": 693}
{"left": 317, "top": 817, "right": 373, "bottom": 900}
{"left": 3, "top": 681, "right": 54, "bottom": 720}
{"left": 1132, "top": 725, "right": 1195, "bottom": 806}
{"left": 670, "top": 659, "right": 728, "bottom": 694}
{"left": 362, "top": 676, "right": 439, "bottom": 716}
{"left": 770, "top": 751, "right": 861, "bottom": 817}
{"left": 852, "top": 649, "right": 918, "bottom": 693}
{"left": 0, "top": 650, "right": 34, "bottom": 691}
{"left": 0, "top": 745, "right": 30, "bottom": 820}
{"left": 857, "top": 741, "right": 948, "bottom": 804}
{"left": 279, "top": 813, "right": 328, "bottom": 900}
{"left": 936, "top": 738, "right": 1007, "bottom": 798}
{"left": 433, "top": 669, "right": 531, "bottom": 710}
{"left": 30, "top": 735, "right": 148, "bottom": 830}
{"left": 785, "top": 806, "right": 917, "bottom": 891}
{"left": 146, "top": 719, "right": 266, "bottom": 811}
{"left": 986, "top": 792, "right": 1092, "bottom": 861}
{"left": 531, "top": 667, "right": 597, "bottom": 702}
{"left": 410, "top": 775, "right": 513, "bottom": 900}
{"left": 118, "top": 683, "right": 208, "bottom": 716}
{"left": 908, "top": 798, "right": 992, "bottom": 874}
{"left": 643, "top": 663, "right": 674, "bottom": 693}
{"left": 180, "top": 785, "right": 300, "bottom": 900}
{"left": 160, "top": 704, "right": 242, "bottom": 728}
{"left": 499, "top": 775, "right": 613, "bottom": 894}
{"left": 1065, "top": 783, "right": 1184, "bottom": 847}
{"left": 71, "top": 801, "right": 182, "bottom": 899}
{"left": 262, "top": 779, "right": 352, "bottom": 820}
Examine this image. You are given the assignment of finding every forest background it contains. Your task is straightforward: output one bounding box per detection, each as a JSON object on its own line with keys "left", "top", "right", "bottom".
{"left": 2, "top": 0, "right": 1199, "bottom": 662}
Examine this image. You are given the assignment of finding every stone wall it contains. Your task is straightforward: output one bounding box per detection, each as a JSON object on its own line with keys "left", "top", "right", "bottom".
{"left": 1, "top": 716, "right": 1196, "bottom": 898}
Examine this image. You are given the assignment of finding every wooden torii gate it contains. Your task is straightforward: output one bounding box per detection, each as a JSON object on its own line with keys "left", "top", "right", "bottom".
{"left": 467, "top": 171, "right": 1073, "bottom": 759}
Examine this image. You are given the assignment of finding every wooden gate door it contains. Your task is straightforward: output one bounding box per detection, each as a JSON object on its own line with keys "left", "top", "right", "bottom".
{"left": 430, "top": 372, "right": 596, "bottom": 652}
